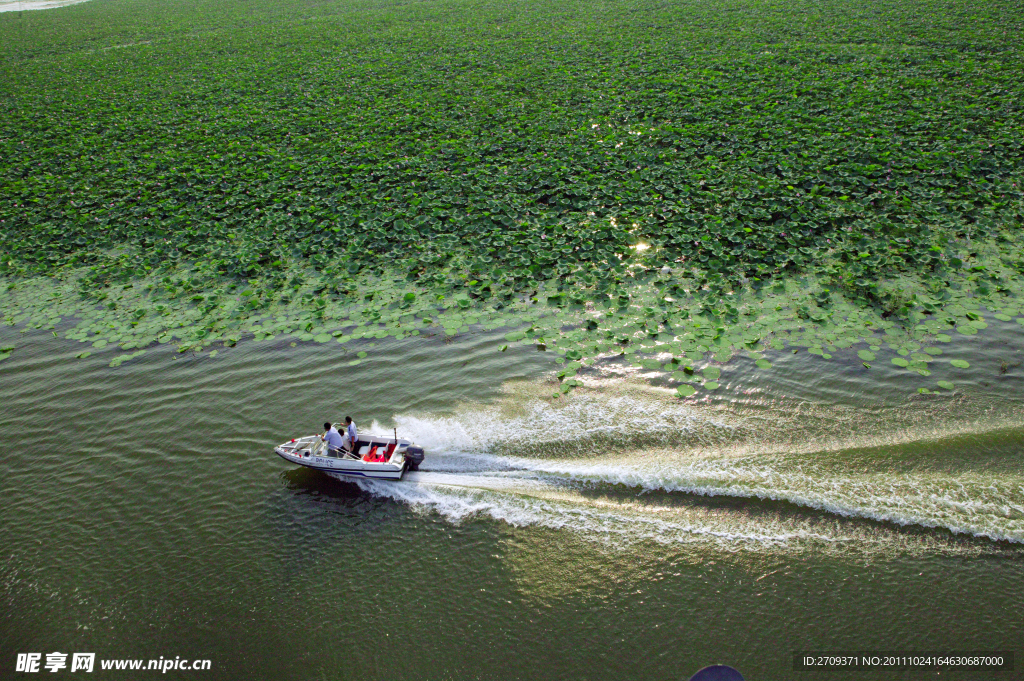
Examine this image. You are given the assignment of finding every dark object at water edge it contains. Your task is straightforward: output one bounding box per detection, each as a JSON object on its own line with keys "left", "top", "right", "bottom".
{"left": 689, "top": 665, "right": 744, "bottom": 681}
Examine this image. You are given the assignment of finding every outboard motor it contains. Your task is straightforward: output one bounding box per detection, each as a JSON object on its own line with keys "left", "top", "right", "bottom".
{"left": 405, "top": 446, "right": 425, "bottom": 471}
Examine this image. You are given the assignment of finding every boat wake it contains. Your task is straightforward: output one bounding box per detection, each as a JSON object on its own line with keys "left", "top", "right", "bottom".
{"left": 355, "top": 382, "right": 1024, "bottom": 550}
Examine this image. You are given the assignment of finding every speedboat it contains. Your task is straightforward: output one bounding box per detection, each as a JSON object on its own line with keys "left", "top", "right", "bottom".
{"left": 274, "top": 432, "right": 425, "bottom": 481}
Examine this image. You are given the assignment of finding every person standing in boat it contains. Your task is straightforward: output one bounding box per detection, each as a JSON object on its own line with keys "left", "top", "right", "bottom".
{"left": 322, "top": 422, "right": 343, "bottom": 455}
{"left": 343, "top": 416, "right": 357, "bottom": 452}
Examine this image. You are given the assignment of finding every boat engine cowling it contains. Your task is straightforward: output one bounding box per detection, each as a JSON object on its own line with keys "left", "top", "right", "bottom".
{"left": 405, "top": 446, "right": 425, "bottom": 471}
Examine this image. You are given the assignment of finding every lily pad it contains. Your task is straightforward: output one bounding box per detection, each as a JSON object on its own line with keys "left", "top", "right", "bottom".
{"left": 858, "top": 350, "right": 875, "bottom": 361}
{"left": 108, "top": 350, "right": 145, "bottom": 367}
{"left": 891, "top": 358, "right": 909, "bottom": 367}
{"left": 755, "top": 359, "right": 771, "bottom": 369}
{"left": 704, "top": 381, "right": 719, "bottom": 390}
{"left": 702, "top": 366, "right": 721, "bottom": 380}
{"left": 950, "top": 359, "right": 970, "bottom": 368}
{"left": 676, "top": 385, "right": 696, "bottom": 398}
{"left": 936, "top": 380, "right": 954, "bottom": 390}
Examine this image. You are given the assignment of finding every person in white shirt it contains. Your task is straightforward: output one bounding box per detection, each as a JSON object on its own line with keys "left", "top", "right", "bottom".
{"left": 321, "top": 422, "right": 343, "bottom": 455}
{"left": 343, "top": 416, "right": 357, "bottom": 452}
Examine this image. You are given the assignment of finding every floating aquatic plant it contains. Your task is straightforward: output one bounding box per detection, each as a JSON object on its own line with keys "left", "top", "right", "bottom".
{"left": 0, "top": 0, "right": 1020, "bottom": 399}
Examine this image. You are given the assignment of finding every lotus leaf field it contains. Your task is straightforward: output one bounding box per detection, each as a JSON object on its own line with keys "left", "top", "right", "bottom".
{"left": 1, "top": 0, "right": 1022, "bottom": 394}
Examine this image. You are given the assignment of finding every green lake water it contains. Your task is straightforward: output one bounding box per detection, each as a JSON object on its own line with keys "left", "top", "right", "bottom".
{"left": 2, "top": 318, "right": 1023, "bottom": 680}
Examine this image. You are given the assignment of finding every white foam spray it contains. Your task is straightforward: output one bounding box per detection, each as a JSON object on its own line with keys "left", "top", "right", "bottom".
{"left": 355, "top": 384, "right": 1024, "bottom": 548}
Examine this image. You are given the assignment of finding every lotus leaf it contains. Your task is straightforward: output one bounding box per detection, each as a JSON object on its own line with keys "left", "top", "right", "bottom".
{"left": 676, "top": 385, "right": 696, "bottom": 398}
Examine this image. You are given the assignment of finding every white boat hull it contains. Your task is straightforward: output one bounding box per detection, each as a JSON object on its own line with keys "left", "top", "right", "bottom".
{"left": 274, "top": 434, "right": 422, "bottom": 481}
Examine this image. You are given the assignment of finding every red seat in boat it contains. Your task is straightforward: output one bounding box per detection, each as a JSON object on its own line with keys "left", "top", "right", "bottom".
{"left": 362, "top": 443, "right": 396, "bottom": 463}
